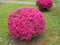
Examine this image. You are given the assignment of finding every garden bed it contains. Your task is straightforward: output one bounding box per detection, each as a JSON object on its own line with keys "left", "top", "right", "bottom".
{"left": 0, "top": 3, "right": 60, "bottom": 45}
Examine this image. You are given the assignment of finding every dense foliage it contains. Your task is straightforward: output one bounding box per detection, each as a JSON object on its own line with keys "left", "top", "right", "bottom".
{"left": 8, "top": 7, "right": 46, "bottom": 40}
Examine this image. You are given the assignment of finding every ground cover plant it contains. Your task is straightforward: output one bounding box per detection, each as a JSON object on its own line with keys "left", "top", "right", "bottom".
{"left": 36, "top": 0, "right": 53, "bottom": 11}
{"left": 8, "top": 7, "right": 46, "bottom": 40}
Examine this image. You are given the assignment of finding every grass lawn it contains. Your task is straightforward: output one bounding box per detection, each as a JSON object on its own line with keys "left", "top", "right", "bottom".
{"left": 15, "top": 0, "right": 36, "bottom": 2}
{"left": 53, "top": 0, "right": 58, "bottom": 3}
{"left": 0, "top": 3, "right": 60, "bottom": 45}
{"left": 15, "top": 0, "right": 57, "bottom": 3}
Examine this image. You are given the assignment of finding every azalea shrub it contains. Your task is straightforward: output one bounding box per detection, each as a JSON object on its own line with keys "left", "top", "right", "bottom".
{"left": 8, "top": 7, "right": 46, "bottom": 40}
{"left": 36, "top": 0, "right": 53, "bottom": 11}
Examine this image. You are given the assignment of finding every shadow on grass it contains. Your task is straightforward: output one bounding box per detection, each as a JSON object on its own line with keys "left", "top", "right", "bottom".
{"left": 0, "top": 2, "right": 2, "bottom": 4}
{"left": 6, "top": 32, "right": 45, "bottom": 45}
{"left": 37, "top": 6, "right": 52, "bottom": 13}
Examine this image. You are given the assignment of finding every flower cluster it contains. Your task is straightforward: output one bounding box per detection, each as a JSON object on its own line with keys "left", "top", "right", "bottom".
{"left": 8, "top": 7, "right": 46, "bottom": 40}
{"left": 36, "top": 0, "right": 53, "bottom": 10}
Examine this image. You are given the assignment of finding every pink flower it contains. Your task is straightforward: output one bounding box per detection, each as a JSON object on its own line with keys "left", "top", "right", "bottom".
{"left": 36, "top": 0, "right": 53, "bottom": 10}
{"left": 8, "top": 7, "right": 46, "bottom": 40}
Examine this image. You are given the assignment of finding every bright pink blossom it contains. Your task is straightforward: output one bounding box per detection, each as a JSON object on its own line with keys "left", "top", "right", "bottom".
{"left": 8, "top": 7, "right": 46, "bottom": 40}
{"left": 36, "top": 0, "right": 53, "bottom": 10}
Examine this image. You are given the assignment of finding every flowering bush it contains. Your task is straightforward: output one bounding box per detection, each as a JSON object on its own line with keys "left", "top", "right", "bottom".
{"left": 8, "top": 7, "right": 46, "bottom": 40}
{"left": 36, "top": 0, "right": 53, "bottom": 10}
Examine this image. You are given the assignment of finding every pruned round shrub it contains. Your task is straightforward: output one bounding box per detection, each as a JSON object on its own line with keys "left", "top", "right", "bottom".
{"left": 36, "top": 0, "right": 53, "bottom": 11}
{"left": 8, "top": 7, "right": 46, "bottom": 40}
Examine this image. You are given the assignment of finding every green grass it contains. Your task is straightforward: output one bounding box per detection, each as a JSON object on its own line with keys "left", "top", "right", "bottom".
{"left": 15, "top": 0, "right": 36, "bottom": 2}
{"left": 15, "top": 0, "right": 57, "bottom": 3}
{"left": 53, "top": 0, "right": 58, "bottom": 3}
{"left": 0, "top": 3, "right": 60, "bottom": 45}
